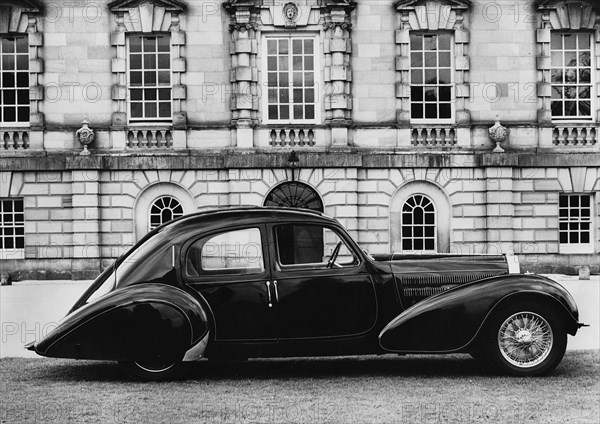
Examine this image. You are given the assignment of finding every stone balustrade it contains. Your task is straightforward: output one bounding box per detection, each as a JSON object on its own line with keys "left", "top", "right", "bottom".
{"left": 2, "top": 131, "right": 30, "bottom": 150}
{"left": 411, "top": 127, "right": 457, "bottom": 147}
{"left": 269, "top": 128, "right": 317, "bottom": 147}
{"left": 552, "top": 126, "right": 598, "bottom": 147}
{"left": 126, "top": 130, "right": 173, "bottom": 149}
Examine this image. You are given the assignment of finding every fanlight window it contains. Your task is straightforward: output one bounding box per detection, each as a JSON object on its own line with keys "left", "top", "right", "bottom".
{"left": 401, "top": 194, "right": 437, "bottom": 252}
{"left": 149, "top": 196, "right": 184, "bottom": 231}
{"left": 264, "top": 182, "right": 323, "bottom": 212}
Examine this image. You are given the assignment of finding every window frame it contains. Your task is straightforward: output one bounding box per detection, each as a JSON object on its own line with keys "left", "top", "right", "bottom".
{"left": 409, "top": 31, "right": 455, "bottom": 125}
{"left": 148, "top": 195, "right": 184, "bottom": 232}
{"left": 550, "top": 31, "right": 595, "bottom": 123}
{"left": 399, "top": 193, "right": 438, "bottom": 253}
{"left": 183, "top": 226, "right": 269, "bottom": 279}
{"left": 0, "top": 197, "right": 25, "bottom": 260}
{"left": 272, "top": 223, "right": 361, "bottom": 271}
{"left": 558, "top": 193, "right": 595, "bottom": 254}
{"left": 126, "top": 33, "right": 173, "bottom": 125}
{"left": 261, "top": 33, "right": 321, "bottom": 125}
{"left": 0, "top": 34, "right": 30, "bottom": 128}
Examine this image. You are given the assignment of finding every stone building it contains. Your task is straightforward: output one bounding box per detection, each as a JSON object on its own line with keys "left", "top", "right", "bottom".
{"left": 0, "top": 0, "right": 598, "bottom": 279}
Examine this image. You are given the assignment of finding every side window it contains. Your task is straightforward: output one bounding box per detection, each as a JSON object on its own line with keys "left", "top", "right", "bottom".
{"left": 275, "top": 224, "right": 358, "bottom": 268}
{"left": 186, "top": 228, "right": 264, "bottom": 276}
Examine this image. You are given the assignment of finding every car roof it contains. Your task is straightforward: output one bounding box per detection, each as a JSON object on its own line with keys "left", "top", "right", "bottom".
{"left": 160, "top": 206, "right": 337, "bottom": 233}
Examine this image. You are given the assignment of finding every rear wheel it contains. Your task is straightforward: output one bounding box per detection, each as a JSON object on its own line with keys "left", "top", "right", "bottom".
{"left": 119, "top": 358, "right": 185, "bottom": 381}
{"left": 484, "top": 302, "right": 567, "bottom": 376}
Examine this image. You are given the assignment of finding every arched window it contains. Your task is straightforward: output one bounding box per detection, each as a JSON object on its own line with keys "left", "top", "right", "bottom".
{"left": 264, "top": 182, "right": 323, "bottom": 212}
{"left": 149, "top": 196, "right": 184, "bottom": 231}
{"left": 401, "top": 194, "right": 437, "bottom": 252}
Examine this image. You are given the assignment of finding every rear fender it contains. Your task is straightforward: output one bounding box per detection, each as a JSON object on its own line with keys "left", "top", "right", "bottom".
{"left": 379, "top": 274, "right": 579, "bottom": 353}
{"left": 33, "top": 284, "right": 208, "bottom": 361}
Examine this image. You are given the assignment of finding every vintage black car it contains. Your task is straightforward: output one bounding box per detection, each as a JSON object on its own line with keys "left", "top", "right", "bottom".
{"left": 27, "top": 208, "right": 585, "bottom": 380}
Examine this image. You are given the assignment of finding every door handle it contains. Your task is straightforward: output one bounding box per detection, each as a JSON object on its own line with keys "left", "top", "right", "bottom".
{"left": 265, "top": 281, "right": 272, "bottom": 308}
{"left": 273, "top": 280, "right": 279, "bottom": 302}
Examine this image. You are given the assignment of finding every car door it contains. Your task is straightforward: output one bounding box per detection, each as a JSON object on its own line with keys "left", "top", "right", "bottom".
{"left": 183, "top": 225, "right": 276, "bottom": 341}
{"left": 268, "top": 222, "right": 378, "bottom": 340}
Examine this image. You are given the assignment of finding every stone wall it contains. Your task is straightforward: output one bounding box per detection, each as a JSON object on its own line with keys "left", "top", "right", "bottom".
{"left": 2, "top": 152, "right": 598, "bottom": 279}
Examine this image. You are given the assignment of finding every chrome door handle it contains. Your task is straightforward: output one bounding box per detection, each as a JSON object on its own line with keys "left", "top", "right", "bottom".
{"left": 265, "top": 281, "right": 272, "bottom": 308}
{"left": 273, "top": 280, "right": 279, "bottom": 302}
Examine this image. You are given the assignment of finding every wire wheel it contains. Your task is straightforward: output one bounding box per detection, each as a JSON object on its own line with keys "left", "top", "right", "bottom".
{"left": 497, "top": 311, "right": 554, "bottom": 368}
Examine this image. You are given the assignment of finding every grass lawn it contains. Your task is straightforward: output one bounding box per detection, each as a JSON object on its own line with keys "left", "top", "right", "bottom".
{"left": 1, "top": 350, "right": 598, "bottom": 424}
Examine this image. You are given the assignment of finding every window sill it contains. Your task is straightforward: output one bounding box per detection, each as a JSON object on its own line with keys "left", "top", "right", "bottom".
{"left": 559, "top": 245, "right": 595, "bottom": 255}
{"left": 0, "top": 249, "right": 25, "bottom": 260}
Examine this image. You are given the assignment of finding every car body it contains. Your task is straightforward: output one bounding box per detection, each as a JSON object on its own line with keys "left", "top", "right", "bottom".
{"left": 27, "top": 207, "right": 585, "bottom": 380}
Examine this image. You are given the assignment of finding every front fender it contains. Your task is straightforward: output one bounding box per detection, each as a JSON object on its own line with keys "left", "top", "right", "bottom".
{"left": 379, "top": 274, "right": 579, "bottom": 353}
{"left": 32, "top": 284, "right": 208, "bottom": 361}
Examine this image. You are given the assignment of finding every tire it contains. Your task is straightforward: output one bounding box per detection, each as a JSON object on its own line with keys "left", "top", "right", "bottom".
{"left": 483, "top": 302, "right": 567, "bottom": 376}
{"left": 119, "top": 358, "right": 186, "bottom": 381}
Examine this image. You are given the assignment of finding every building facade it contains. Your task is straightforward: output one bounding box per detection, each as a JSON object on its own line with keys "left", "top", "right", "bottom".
{"left": 0, "top": 0, "right": 598, "bottom": 279}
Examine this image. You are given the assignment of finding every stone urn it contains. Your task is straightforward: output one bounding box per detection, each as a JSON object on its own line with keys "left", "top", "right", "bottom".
{"left": 76, "top": 119, "right": 95, "bottom": 155}
{"left": 489, "top": 119, "right": 509, "bottom": 153}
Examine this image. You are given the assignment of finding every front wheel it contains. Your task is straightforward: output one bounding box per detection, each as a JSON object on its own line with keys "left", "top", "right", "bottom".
{"left": 119, "top": 358, "right": 185, "bottom": 381}
{"left": 484, "top": 303, "right": 567, "bottom": 376}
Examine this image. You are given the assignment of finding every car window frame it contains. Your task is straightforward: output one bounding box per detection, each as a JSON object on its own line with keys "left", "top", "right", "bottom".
{"left": 181, "top": 224, "right": 270, "bottom": 283}
{"left": 268, "top": 221, "right": 363, "bottom": 274}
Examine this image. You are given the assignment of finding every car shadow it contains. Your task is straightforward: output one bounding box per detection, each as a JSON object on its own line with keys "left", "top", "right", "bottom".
{"left": 29, "top": 354, "right": 500, "bottom": 382}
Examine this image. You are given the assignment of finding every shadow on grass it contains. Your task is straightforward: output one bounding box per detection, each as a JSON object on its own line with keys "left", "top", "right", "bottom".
{"left": 9, "top": 351, "right": 594, "bottom": 383}
{"left": 16, "top": 355, "right": 500, "bottom": 382}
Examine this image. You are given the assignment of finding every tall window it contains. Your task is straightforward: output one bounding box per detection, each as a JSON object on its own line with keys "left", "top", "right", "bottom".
{"left": 0, "top": 198, "right": 24, "bottom": 259}
{"left": 128, "top": 34, "right": 171, "bottom": 123}
{"left": 0, "top": 35, "right": 29, "bottom": 125}
{"left": 559, "top": 194, "right": 594, "bottom": 253}
{"left": 410, "top": 32, "right": 453, "bottom": 122}
{"left": 149, "top": 196, "right": 183, "bottom": 231}
{"left": 264, "top": 35, "right": 317, "bottom": 123}
{"left": 401, "top": 194, "right": 436, "bottom": 252}
{"left": 551, "top": 32, "right": 592, "bottom": 121}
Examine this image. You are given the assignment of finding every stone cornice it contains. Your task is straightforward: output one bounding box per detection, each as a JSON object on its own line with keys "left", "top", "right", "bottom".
{"left": 2, "top": 152, "right": 599, "bottom": 171}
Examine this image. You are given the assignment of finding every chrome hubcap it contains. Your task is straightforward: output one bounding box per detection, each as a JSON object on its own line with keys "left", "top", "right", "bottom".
{"left": 498, "top": 312, "right": 553, "bottom": 368}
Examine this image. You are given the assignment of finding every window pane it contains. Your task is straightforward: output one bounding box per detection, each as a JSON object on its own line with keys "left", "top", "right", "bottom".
{"left": 130, "top": 54, "right": 142, "bottom": 69}
{"left": 16, "top": 55, "right": 27, "bottom": 70}
{"left": 144, "top": 89, "right": 157, "bottom": 101}
{"left": 195, "top": 228, "right": 264, "bottom": 274}
{"left": 145, "top": 102, "right": 157, "bottom": 117}
{"left": 158, "top": 88, "right": 170, "bottom": 100}
{"left": 144, "top": 71, "right": 156, "bottom": 85}
{"left": 157, "top": 36, "right": 169, "bottom": 52}
{"left": 292, "top": 39, "right": 302, "bottom": 54}
{"left": 158, "top": 71, "right": 170, "bottom": 85}
{"left": 158, "top": 54, "right": 171, "bottom": 69}
{"left": 16, "top": 73, "right": 28, "bottom": 88}
{"left": 410, "top": 33, "right": 422, "bottom": 50}
{"left": 130, "top": 71, "right": 142, "bottom": 86}
{"left": 563, "top": 34, "right": 576, "bottom": 49}
{"left": 2, "top": 38, "right": 15, "bottom": 53}
{"left": 130, "top": 36, "right": 142, "bottom": 52}
{"left": 158, "top": 102, "right": 171, "bottom": 117}
{"left": 143, "top": 37, "right": 155, "bottom": 52}
{"left": 411, "top": 69, "right": 423, "bottom": 84}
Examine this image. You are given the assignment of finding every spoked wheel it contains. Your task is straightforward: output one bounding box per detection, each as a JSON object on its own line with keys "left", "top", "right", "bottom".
{"left": 119, "top": 358, "right": 185, "bottom": 381}
{"left": 484, "top": 302, "right": 566, "bottom": 376}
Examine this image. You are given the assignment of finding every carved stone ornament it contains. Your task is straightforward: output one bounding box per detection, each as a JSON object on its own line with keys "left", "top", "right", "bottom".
{"left": 283, "top": 2, "right": 300, "bottom": 26}
{"left": 489, "top": 119, "right": 509, "bottom": 153}
{"left": 76, "top": 119, "right": 95, "bottom": 155}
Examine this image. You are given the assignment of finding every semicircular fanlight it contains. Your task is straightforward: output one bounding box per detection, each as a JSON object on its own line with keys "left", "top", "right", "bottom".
{"left": 149, "top": 195, "right": 184, "bottom": 231}
{"left": 264, "top": 182, "right": 323, "bottom": 212}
